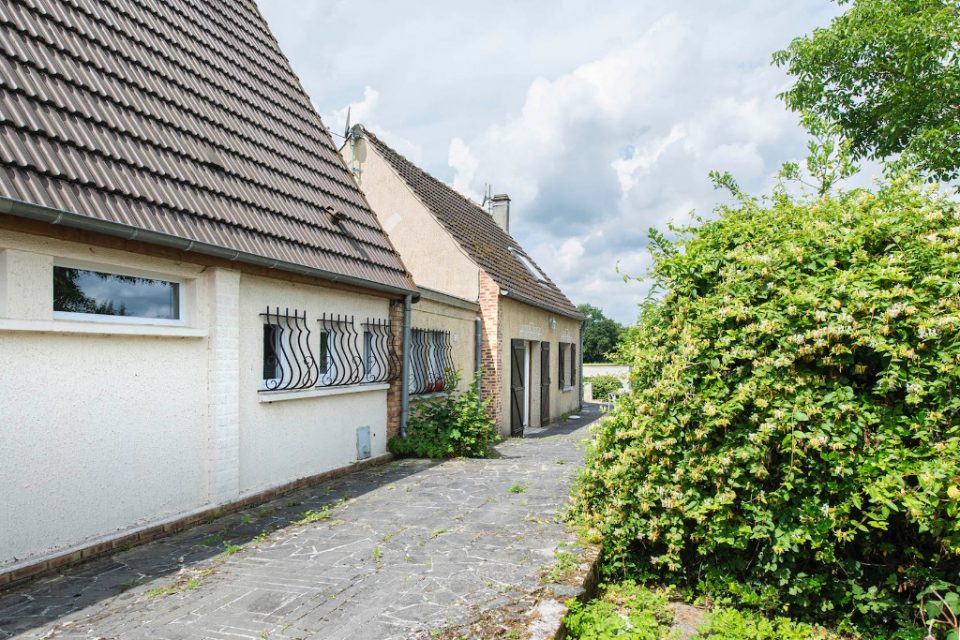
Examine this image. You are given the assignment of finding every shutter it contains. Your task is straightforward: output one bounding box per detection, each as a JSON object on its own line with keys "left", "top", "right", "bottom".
{"left": 558, "top": 343, "right": 565, "bottom": 389}
{"left": 571, "top": 344, "right": 577, "bottom": 386}
{"left": 510, "top": 339, "right": 525, "bottom": 436}
{"left": 540, "top": 342, "right": 551, "bottom": 425}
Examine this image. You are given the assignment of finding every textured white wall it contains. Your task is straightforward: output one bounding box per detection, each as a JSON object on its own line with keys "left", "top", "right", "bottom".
{"left": 0, "top": 230, "right": 394, "bottom": 571}
{"left": 0, "top": 234, "right": 211, "bottom": 569}
{"left": 237, "top": 273, "right": 391, "bottom": 496}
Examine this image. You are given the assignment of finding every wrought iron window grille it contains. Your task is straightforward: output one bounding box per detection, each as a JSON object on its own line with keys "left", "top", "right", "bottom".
{"left": 260, "top": 309, "right": 399, "bottom": 392}
{"left": 361, "top": 318, "right": 401, "bottom": 384}
{"left": 410, "top": 328, "right": 455, "bottom": 395}
{"left": 260, "top": 307, "right": 319, "bottom": 391}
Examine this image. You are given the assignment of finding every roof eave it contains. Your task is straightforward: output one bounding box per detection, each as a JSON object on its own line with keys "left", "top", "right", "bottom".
{"left": 0, "top": 196, "right": 419, "bottom": 300}
{"left": 499, "top": 288, "right": 584, "bottom": 322}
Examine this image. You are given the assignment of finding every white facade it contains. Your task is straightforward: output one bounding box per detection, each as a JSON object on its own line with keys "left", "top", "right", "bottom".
{"left": 0, "top": 228, "right": 393, "bottom": 573}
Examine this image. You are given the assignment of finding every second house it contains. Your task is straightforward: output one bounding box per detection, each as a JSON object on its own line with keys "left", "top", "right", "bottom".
{"left": 342, "top": 127, "right": 584, "bottom": 437}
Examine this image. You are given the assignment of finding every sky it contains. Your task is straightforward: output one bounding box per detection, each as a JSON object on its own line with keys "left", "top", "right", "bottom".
{"left": 259, "top": 1, "right": 843, "bottom": 324}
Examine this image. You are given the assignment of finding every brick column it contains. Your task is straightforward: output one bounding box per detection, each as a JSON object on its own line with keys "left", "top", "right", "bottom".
{"left": 478, "top": 271, "right": 502, "bottom": 430}
{"left": 206, "top": 268, "right": 241, "bottom": 505}
{"left": 386, "top": 298, "right": 405, "bottom": 439}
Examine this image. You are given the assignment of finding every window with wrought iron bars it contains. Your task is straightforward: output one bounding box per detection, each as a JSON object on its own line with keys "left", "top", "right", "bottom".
{"left": 409, "top": 328, "right": 455, "bottom": 394}
{"left": 260, "top": 307, "right": 399, "bottom": 391}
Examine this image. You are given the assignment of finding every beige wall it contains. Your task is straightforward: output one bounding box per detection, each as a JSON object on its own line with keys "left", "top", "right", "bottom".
{"left": 341, "top": 137, "right": 480, "bottom": 302}
{"left": 496, "top": 296, "right": 582, "bottom": 436}
{"left": 0, "top": 229, "right": 395, "bottom": 572}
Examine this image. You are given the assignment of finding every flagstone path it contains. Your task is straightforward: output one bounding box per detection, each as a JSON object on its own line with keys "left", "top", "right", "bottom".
{"left": 0, "top": 404, "right": 599, "bottom": 640}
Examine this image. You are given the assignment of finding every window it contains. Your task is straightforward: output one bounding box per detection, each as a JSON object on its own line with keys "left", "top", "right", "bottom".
{"left": 260, "top": 309, "right": 398, "bottom": 392}
{"left": 53, "top": 266, "right": 181, "bottom": 323}
{"left": 410, "top": 329, "right": 454, "bottom": 394}
{"left": 558, "top": 342, "right": 575, "bottom": 390}
{"left": 509, "top": 248, "right": 549, "bottom": 284}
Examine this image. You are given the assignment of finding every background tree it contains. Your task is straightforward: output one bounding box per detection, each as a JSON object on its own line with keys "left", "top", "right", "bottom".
{"left": 578, "top": 303, "right": 625, "bottom": 363}
{"left": 774, "top": 0, "right": 960, "bottom": 181}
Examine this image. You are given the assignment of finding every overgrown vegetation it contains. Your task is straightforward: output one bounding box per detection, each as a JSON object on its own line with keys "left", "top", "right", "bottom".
{"left": 574, "top": 164, "right": 960, "bottom": 636}
{"left": 565, "top": 582, "right": 674, "bottom": 640}
{"left": 588, "top": 374, "right": 623, "bottom": 401}
{"left": 388, "top": 371, "right": 497, "bottom": 459}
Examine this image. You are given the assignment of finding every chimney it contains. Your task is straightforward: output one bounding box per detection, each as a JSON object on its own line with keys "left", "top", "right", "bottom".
{"left": 488, "top": 193, "right": 510, "bottom": 233}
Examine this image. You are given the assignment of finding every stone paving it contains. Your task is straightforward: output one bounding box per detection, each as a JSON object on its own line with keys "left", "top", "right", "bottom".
{"left": 0, "top": 405, "right": 600, "bottom": 640}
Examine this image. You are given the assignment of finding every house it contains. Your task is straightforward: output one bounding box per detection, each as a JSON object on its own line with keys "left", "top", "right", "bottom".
{"left": 341, "top": 127, "right": 584, "bottom": 437}
{"left": 0, "top": 0, "right": 417, "bottom": 583}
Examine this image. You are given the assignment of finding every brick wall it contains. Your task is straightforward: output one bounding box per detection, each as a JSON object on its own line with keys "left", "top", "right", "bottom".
{"left": 386, "top": 298, "right": 405, "bottom": 438}
{"left": 206, "top": 268, "right": 241, "bottom": 504}
{"left": 478, "top": 271, "right": 502, "bottom": 427}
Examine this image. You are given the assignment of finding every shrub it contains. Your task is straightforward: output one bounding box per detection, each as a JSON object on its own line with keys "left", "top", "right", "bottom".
{"left": 388, "top": 371, "right": 496, "bottom": 459}
{"left": 573, "top": 172, "right": 960, "bottom": 634}
{"left": 697, "top": 607, "right": 841, "bottom": 640}
{"left": 564, "top": 582, "right": 674, "bottom": 640}
{"left": 589, "top": 374, "right": 624, "bottom": 401}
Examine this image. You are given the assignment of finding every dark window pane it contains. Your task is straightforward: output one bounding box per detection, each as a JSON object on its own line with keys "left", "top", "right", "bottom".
{"left": 319, "top": 331, "right": 330, "bottom": 374}
{"left": 263, "top": 324, "right": 280, "bottom": 381}
{"left": 53, "top": 267, "right": 179, "bottom": 319}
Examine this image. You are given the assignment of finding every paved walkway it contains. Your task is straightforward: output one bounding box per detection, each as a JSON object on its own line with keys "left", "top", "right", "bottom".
{"left": 0, "top": 405, "right": 599, "bottom": 640}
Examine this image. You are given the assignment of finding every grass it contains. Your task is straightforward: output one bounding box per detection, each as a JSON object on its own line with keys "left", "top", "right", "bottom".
{"left": 430, "top": 528, "right": 448, "bottom": 538}
{"left": 372, "top": 546, "right": 383, "bottom": 564}
{"left": 296, "top": 507, "right": 331, "bottom": 525}
{"left": 221, "top": 542, "right": 243, "bottom": 556}
{"left": 507, "top": 482, "right": 528, "bottom": 494}
{"left": 544, "top": 551, "right": 580, "bottom": 583}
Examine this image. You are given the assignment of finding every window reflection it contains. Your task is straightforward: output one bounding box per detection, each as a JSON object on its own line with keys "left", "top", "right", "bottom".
{"left": 53, "top": 267, "right": 180, "bottom": 320}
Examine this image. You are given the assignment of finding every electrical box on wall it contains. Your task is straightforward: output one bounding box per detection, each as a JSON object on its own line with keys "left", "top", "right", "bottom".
{"left": 356, "top": 426, "right": 371, "bottom": 461}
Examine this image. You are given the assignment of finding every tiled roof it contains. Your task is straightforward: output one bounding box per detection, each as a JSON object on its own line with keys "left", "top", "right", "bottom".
{"left": 361, "top": 128, "right": 582, "bottom": 320}
{"left": 0, "top": 0, "right": 414, "bottom": 293}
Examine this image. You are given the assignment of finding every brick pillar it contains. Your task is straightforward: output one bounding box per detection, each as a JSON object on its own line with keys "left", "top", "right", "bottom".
{"left": 478, "top": 271, "right": 503, "bottom": 431}
{"left": 386, "top": 298, "right": 405, "bottom": 439}
{"left": 206, "top": 268, "right": 241, "bottom": 505}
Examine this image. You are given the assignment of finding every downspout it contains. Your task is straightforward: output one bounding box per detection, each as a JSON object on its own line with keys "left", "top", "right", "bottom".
{"left": 474, "top": 318, "right": 482, "bottom": 390}
{"left": 578, "top": 321, "right": 585, "bottom": 410}
{"left": 400, "top": 294, "right": 413, "bottom": 437}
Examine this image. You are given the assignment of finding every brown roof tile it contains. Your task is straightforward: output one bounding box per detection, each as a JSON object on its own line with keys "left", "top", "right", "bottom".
{"left": 361, "top": 128, "right": 582, "bottom": 319}
{"left": 0, "top": 0, "right": 414, "bottom": 293}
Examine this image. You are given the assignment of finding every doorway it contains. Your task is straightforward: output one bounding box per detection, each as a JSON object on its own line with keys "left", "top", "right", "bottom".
{"left": 511, "top": 339, "right": 550, "bottom": 436}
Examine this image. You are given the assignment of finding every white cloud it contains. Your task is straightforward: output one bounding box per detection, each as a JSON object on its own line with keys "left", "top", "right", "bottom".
{"left": 260, "top": 0, "right": 842, "bottom": 323}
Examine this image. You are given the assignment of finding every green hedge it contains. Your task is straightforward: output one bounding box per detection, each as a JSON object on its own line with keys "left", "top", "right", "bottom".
{"left": 589, "top": 375, "right": 624, "bottom": 401}
{"left": 573, "top": 174, "right": 960, "bottom": 635}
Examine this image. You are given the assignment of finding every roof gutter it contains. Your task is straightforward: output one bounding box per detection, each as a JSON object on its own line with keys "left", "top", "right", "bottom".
{"left": 0, "top": 196, "right": 419, "bottom": 300}
{"left": 499, "top": 288, "right": 584, "bottom": 322}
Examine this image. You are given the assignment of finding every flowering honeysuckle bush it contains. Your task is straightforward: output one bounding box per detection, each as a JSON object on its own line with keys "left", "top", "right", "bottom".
{"left": 573, "top": 171, "right": 960, "bottom": 635}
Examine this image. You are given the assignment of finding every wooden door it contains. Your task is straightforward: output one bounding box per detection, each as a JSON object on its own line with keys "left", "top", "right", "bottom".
{"left": 510, "top": 339, "right": 525, "bottom": 436}
{"left": 540, "top": 342, "right": 550, "bottom": 426}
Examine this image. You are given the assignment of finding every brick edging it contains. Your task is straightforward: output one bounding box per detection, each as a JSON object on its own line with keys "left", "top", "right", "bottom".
{"left": 0, "top": 453, "right": 394, "bottom": 591}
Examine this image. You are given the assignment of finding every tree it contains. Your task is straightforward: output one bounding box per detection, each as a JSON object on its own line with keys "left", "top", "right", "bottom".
{"left": 578, "top": 303, "right": 625, "bottom": 363}
{"left": 774, "top": 0, "right": 960, "bottom": 181}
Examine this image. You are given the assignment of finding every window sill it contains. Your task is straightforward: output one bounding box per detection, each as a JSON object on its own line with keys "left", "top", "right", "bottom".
{"left": 0, "top": 318, "right": 207, "bottom": 338}
{"left": 411, "top": 391, "right": 448, "bottom": 400}
{"left": 561, "top": 386, "right": 576, "bottom": 393}
{"left": 258, "top": 382, "right": 390, "bottom": 404}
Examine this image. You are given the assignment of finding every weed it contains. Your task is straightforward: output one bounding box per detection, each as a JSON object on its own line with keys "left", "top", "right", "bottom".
{"left": 198, "top": 534, "right": 223, "bottom": 547}
{"left": 297, "top": 507, "right": 331, "bottom": 525}
{"left": 508, "top": 483, "right": 528, "bottom": 494}
{"left": 222, "top": 542, "right": 243, "bottom": 556}
{"left": 431, "top": 528, "right": 448, "bottom": 538}
{"left": 240, "top": 514, "right": 253, "bottom": 525}
{"left": 545, "top": 551, "right": 580, "bottom": 583}
{"left": 372, "top": 546, "right": 383, "bottom": 563}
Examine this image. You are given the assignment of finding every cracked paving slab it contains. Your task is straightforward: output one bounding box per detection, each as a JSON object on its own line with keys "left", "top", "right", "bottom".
{"left": 0, "top": 405, "right": 600, "bottom": 640}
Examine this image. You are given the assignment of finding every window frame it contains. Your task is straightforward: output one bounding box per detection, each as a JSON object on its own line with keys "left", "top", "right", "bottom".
{"left": 52, "top": 261, "right": 186, "bottom": 327}
{"left": 508, "top": 248, "right": 550, "bottom": 285}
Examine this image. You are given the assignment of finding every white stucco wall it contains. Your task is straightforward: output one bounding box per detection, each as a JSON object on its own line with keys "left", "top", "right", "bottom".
{"left": 237, "top": 274, "right": 391, "bottom": 496}
{"left": 0, "top": 229, "right": 395, "bottom": 572}
{"left": 0, "top": 231, "right": 211, "bottom": 569}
